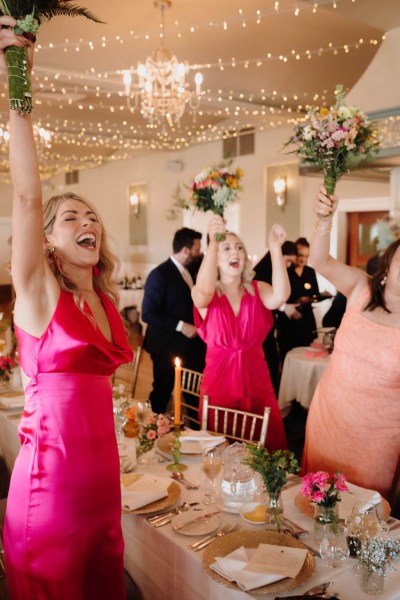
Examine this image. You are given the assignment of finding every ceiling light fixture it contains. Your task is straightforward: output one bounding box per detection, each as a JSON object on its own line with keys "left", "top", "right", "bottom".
{"left": 122, "top": 0, "right": 203, "bottom": 134}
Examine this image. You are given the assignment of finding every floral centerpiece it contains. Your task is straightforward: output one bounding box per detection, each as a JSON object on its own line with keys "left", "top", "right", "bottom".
{"left": 358, "top": 536, "right": 400, "bottom": 595}
{"left": 286, "top": 84, "right": 380, "bottom": 200}
{"left": 178, "top": 160, "right": 243, "bottom": 241}
{"left": 0, "top": 355, "right": 16, "bottom": 384}
{"left": 244, "top": 445, "right": 299, "bottom": 531}
{"left": 301, "top": 471, "right": 348, "bottom": 540}
{"left": 0, "top": 1, "right": 103, "bottom": 115}
{"left": 136, "top": 413, "right": 172, "bottom": 457}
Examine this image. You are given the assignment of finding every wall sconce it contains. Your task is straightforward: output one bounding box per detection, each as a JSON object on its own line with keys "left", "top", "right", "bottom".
{"left": 273, "top": 176, "right": 287, "bottom": 209}
{"left": 129, "top": 192, "right": 140, "bottom": 216}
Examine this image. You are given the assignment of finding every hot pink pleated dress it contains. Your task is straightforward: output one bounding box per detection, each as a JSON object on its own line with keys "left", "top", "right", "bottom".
{"left": 4, "top": 289, "right": 133, "bottom": 600}
{"left": 194, "top": 281, "right": 287, "bottom": 451}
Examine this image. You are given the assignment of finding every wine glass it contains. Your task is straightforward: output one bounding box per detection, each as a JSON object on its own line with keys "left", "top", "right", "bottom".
{"left": 133, "top": 400, "right": 153, "bottom": 425}
{"left": 201, "top": 448, "right": 223, "bottom": 505}
{"left": 113, "top": 404, "right": 128, "bottom": 449}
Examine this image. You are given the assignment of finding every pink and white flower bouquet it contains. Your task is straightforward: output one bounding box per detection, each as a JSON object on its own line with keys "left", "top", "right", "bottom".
{"left": 301, "top": 471, "right": 348, "bottom": 508}
{"left": 137, "top": 413, "right": 173, "bottom": 456}
{"left": 286, "top": 84, "right": 380, "bottom": 196}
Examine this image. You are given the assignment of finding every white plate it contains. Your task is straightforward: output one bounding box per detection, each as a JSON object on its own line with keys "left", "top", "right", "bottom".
{"left": 239, "top": 502, "right": 267, "bottom": 525}
{"left": 171, "top": 509, "right": 220, "bottom": 536}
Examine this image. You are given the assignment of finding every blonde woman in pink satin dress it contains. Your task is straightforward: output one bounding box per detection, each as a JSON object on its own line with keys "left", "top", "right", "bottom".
{"left": 0, "top": 23, "right": 133, "bottom": 599}
{"left": 302, "top": 186, "right": 400, "bottom": 500}
{"left": 192, "top": 216, "right": 289, "bottom": 450}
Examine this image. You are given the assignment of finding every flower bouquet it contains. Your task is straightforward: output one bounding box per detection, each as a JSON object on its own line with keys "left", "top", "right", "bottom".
{"left": 187, "top": 161, "right": 243, "bottom": 241}
{"left": 136, "top": 413, "right": 172, "bottom": 457}
{"left": 0, "top": 1, "right": 103, "bottom": 115}
{"left": 358, "top": 536, "right": 400, "bottom": 595}
{"left": 301, "top": 471, "right": 348, "bottom": 539}
{"left": 244, "top": 445, "right": 299, "bottom": 531}
{"left": 286, "top": 84, "right": 380, "bottom": 201}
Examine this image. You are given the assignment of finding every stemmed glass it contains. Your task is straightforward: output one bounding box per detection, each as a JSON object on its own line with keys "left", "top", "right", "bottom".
{"left": 201, "top": 448, "right": 223, "bottom": 505}
{"left": 346, "top": 502, "right": 380, "bottom": 558}
{"left": 113, "top": 403, "right": 128, "bottom": 449}
{"left": 133, "top": 400, "right": 153, "bottom": 425}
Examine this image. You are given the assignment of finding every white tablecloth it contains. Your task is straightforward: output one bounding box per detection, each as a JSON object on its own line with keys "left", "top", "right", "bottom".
{"left": 278, "top": 347, "right": 330, "bottom": 417}
{"left": 2, "top": 417, "right": 400, "bottom": 600}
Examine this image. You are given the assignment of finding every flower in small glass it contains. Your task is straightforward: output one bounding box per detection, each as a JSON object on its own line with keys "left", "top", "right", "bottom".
{"left": 137, "top": 414, "right": 172, "bottom": 456}
{"left": 0, "top": 356, "right": 16, "bottom": 382}
{"left": 285, "top": 84, "right": 380, "bottom": 196}
{"left": 359, "top": 536, "right": 400, "bottom": 577}
{"left": 301, "top": 471, "right": 348, "bottom": 508}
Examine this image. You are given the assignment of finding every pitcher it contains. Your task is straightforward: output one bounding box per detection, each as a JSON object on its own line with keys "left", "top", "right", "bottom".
{"left": 220, "top": 442, "right": 256, "bottom": 513}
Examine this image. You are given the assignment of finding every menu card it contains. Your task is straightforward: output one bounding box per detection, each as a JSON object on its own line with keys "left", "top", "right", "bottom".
{"left": 244, "top": 544, "right": 307, "bottom": 579}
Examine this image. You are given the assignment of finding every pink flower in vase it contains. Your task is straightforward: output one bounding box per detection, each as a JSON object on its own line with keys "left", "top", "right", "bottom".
{"left": 146, "top": 430, "right": 157, "bottom": 440}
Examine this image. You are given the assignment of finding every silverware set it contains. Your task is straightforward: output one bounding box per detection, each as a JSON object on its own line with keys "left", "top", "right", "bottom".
{"left": 188, "top": 523, "right": 240, "bottom": 551}
{"left": 171, "top": 471, "right": 199, "bottom": 489}
{"left": 146, "top": 501, "right": 200, "bottom": 527}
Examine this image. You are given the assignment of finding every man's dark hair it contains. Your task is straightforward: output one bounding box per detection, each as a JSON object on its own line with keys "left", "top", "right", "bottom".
{"left": 282, "top": 241, "right": 296, "bottom": 256}
{"left": 295, "top": 237, "right": 309, "bottom": 250}
{"left": 172, "top": 227, "right": 202, "bottom": 253}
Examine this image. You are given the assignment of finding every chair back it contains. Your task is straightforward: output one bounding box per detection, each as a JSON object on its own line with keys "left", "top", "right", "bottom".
{"left": 112, "top": 347, "right": 142, "bottom": 396}
{"left": 180, "top": 367, "right": 203, "bottom": 428}
{"left": 201, "top": 395, "right": 270, "bottom": 446}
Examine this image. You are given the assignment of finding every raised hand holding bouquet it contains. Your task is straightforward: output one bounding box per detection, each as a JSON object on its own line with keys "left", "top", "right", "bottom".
{"left": 286, "top": 84, "right": 380, "bottom": 212}
{"left": 187, "top": 161, "right": 243, "bottom": 241}
{"left": 0, "top": 1, "right": 103, "bottom": 114}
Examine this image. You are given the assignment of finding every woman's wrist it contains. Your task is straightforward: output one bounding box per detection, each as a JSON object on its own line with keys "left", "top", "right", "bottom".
{"left": 314, "top": 217, "right": 333, "bottom": 236}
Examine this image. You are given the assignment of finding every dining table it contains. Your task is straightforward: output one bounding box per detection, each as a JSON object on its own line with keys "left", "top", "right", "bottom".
{"left": 278, "top": 347, "right": 330, "bottom": 418}
{"left": 2, "top": 407, "right": 400, "bottom": 600}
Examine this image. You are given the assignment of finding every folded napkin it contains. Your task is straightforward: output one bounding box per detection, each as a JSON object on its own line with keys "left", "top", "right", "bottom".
{"left": 121, "top": 474, "right": 170, "bottom": 510}
{"left": 180, "top": 431, "right": 226, "bottom": 452}
{"left": 210, "top": 546, "right": 284, "bottom": 591}
{"left": 119, "top": 447, "right": 137, "bottom": 474}
{"left": 343, "top": 482, "right": 381, "bottom": 515}
{"left": 0, "top": 393, "right": 25, "bottom": 410}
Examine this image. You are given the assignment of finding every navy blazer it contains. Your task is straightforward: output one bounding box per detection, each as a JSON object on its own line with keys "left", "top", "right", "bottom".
{"left": 142, "top": 258, "right": 199, "bottom": 356}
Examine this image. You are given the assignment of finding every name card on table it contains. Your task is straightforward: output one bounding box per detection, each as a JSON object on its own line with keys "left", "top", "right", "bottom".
{"left": 244, "top": 544, "right": 307, "bottom": 579}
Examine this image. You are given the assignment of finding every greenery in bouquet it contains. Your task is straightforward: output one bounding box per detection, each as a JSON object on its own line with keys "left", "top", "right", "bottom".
{"left": 136, "top": 413, "right": 172, "bottom": 456}
{"left": 0, "top": 1, "right": 103, "bottom": 114}
{"left": 301, "top": 470, "right": 348, "bottom": 508}
{"left": 244, "top": 445, "right": 299, "bottom": 494}
{"left": 359, "top": 535, "right": 400, "bottom": 577}
{"left": 285, "top": 84, "right": 380, "bottom": 196}
{"left": 0, "top": 355, "right": 16, "bottom": 381}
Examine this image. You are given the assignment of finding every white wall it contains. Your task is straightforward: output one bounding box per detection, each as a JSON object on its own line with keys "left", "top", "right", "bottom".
{"left": 0, "top": 127, "right": 391, "bottom": 272}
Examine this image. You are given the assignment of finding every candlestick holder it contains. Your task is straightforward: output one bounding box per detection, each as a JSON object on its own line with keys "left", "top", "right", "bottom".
{"left": 166, "top": 425, "right": 187, "bottom": 472}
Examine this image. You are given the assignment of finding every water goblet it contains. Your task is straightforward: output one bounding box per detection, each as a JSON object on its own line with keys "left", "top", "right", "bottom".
{"left": 201, "top": 448, "right": 223, "bottom": 506}
{"left": 320, "top": 524, "right": 349, "bottom": 567}
{"left": 113, "top": 404, "right": 128, "bottom": 449}
{"left": 134, "top": 400, "right": 153, "bottom": 425}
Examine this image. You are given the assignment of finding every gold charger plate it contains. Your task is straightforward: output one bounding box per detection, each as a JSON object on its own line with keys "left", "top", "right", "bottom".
{"left": 156, "top": 431, "right": 228, "bottom": 457}
{"left": 121, "top": 474, "right": 181, "bottom": 515}
{"left": 201, "top": 530, "right": 314, "bottom": 595}
{"left": 295, "top": 492, "right": 391, "bottom": 521}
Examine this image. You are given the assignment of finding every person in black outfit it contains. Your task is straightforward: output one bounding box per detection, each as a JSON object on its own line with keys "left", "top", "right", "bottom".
{"left": 142, "top": 228, "right": 206, "bottom": 414}
{"left": 276, "top": 238, "right": 320, "bottom": 361}
{"left": 253, "top": 241, "right": 296, "bottom": 395}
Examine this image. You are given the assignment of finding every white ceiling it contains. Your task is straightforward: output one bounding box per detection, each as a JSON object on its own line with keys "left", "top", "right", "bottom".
{"left": 1, "top": 0, "right": 400, "bottom": 178}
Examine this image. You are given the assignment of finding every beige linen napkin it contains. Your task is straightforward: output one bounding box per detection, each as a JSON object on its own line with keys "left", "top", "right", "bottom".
{"left": 121, "top": 474, "right": 170, "bottom": 510}
{"left": 210, "top": 546, "right": 285, "bottom": 591}
{"left": 0, "top": 393, "right": 25, "bottom": 410}
{"left": 339, "top": 482, "right": 381, "bottom": 518}
{"left": 180, "top": 430, "right": 226, "bottom": 453}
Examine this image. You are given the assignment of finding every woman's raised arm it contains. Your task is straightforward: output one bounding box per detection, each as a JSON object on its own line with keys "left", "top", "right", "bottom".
{"left": 191, "top": 216, "right": 224, "bottom": 308}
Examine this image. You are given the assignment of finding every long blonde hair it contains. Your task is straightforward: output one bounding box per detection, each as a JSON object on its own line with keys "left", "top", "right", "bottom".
{"left": 43, "top": 192, "right": 119, "bottom": 307}
{"left": 216, "top": 231, "right": 255, "bottom": 295}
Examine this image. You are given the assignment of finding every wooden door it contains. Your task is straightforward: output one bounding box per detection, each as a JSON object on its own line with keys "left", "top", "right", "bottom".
{"left": 347, "top": 211, "right": 388, "bottom": 269}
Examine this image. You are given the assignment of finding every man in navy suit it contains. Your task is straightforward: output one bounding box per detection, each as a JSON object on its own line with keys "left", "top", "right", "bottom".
{"left": 142, "top": 228, "right": 206, "bottom": 414}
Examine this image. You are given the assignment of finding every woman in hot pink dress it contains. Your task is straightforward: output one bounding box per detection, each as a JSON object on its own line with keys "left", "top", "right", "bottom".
{"left": 1, "top": 24, "right": 132, "bottom": 599}
{"left": 302, "top": 186, "right": 400, "bottom": 499}
{"left": 192, "top": 216, "right": 289, "bottom": 450}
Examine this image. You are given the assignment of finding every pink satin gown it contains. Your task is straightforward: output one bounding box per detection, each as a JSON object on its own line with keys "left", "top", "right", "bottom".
{"left": 302, "top": 286, "right": 400, "bottom": 498}
{"left": 195, "top": 281, "right": 287, "bottom": 451}
{"left": 4, "top": 290, "right": 133, "bottom": 600}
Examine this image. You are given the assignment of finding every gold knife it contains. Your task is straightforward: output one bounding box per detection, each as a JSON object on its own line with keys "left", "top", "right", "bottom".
{"left": 173, "top": 511, "right": 220, "bottom": 531}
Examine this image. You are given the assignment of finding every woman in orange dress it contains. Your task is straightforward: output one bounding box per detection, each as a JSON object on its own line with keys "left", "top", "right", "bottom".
{"left": 302, "top": 186, "right": 400, "bottom": 499}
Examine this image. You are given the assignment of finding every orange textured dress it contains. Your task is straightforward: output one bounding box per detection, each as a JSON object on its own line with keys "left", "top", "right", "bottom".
{"left": 302, "top": 286, "right": 400, "bottom": 498}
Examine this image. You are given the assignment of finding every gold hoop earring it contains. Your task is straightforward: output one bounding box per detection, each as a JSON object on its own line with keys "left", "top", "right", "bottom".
{"left": 47, "top": 246, "right": 56, "bottom": 262}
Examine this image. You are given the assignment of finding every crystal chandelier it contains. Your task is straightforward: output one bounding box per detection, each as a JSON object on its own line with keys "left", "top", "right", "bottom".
{"left": 123, "top": 0, "right": 203, "bottom": 132}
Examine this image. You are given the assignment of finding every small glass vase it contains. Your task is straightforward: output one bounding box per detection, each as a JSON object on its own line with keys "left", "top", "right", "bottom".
{"left": 137, "top": 444, "right": 157, "bottom": 465}
{"left": 314, "top": 503, "right": 339, "bottom": 543}
{"left": 265, "top": 491, "right": 284, "bottom": 532}
{"left": 360, "top": 566, "right": 385, "bottom": 596}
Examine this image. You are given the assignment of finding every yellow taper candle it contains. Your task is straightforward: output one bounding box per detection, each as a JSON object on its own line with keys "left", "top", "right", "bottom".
{"left": 174, "top": 357, "right": 182, "bottom": 427}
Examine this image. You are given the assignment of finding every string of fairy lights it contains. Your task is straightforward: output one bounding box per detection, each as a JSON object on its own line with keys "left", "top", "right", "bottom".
{"left": 0, "top": 0, "right": 396, "bottom": 180}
